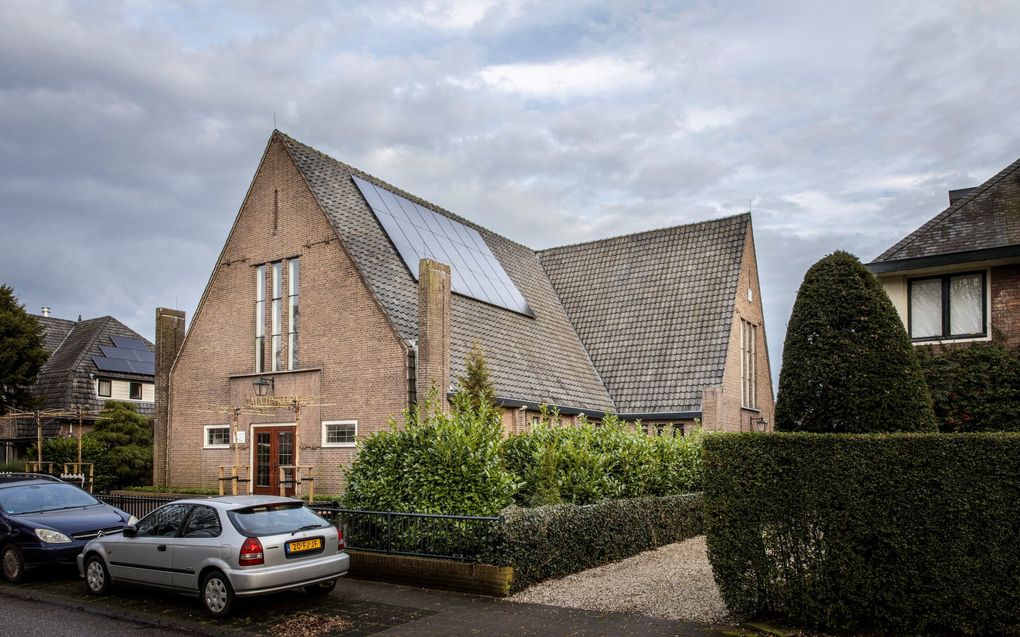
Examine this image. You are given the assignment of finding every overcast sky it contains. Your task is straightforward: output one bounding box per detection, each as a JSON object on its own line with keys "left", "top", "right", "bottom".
{"left": 2, "top": 1, "right": 1019, "bottom": 386}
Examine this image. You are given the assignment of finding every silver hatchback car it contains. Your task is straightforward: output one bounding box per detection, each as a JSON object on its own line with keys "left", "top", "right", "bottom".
{"left": 77, "top": 496, "right": 349, "bottom": 617}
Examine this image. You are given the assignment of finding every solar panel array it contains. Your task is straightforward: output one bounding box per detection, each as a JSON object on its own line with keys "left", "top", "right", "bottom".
{"left": 352, "top": 176, "right": 533, "bottom": 316}
{"left": 92, "top": 337, "right": 155, "bottom": 375}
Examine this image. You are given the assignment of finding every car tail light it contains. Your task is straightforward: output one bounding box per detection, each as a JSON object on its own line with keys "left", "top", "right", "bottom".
{"left": 239, "top": 537, "right": 264, "bottom": 566}
{"left": 336, "top": 526, "right": 346, "bottom": 552}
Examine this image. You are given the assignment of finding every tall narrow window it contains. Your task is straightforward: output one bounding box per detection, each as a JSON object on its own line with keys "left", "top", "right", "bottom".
{"left": 741, "top": 319, "right": 757, "bottom": 409}
{"left": 271, "top": 262, "right": 283, "bottom": 371}
{"left": 287, "top": 258, "right": 299, "bottom": 370}
{"left": 255, "top": 265, "right": 265, "bottom": 373}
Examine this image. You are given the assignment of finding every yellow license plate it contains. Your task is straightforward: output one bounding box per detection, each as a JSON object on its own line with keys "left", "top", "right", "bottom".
{"left": 287, "top": 538, "right": 322, "bottom": 554}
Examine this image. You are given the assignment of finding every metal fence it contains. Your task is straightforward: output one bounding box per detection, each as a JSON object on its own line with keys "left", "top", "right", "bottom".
{"left": 310, "top": 506, "right": 500, "bottom": 562}
{"left": 94, "top": 494, "right": 501, "bottom": 562}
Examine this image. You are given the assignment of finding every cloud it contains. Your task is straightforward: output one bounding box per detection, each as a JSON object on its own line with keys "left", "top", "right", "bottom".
{"left": 472, "top": 56, "right": 653, "bottom": 99}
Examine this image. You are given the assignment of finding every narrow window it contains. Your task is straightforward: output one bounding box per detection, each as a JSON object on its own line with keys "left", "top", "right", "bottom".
{"left": 287, "top": 258, "right": 299, "bottom": 370}
{"left": 255, "top": 265, "right": 265, "bottom": 373}
{"left": 741, "top": 319, "right": 757, "bottom": 409}
{"left": 271, "top": 262, "right": 283, "bottom": 372}
{"left": 322, "top": 421, "right": 357, "bottom": 447}
{"left": 407, "top": 348, "right": 417, "bottom": 410}
{"left": 203, "top": 425, "right": 231, "bottom": 449}
{"left": 129, "top": 382, "right": 142, "bottom": 400}
{"left": 97, "top": 379, "right": 112, "bottom": 398}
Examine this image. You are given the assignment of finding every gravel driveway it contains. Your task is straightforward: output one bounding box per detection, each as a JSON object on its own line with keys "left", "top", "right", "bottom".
{"left": 507, "top": 535, "right": 731, "bottom": 624}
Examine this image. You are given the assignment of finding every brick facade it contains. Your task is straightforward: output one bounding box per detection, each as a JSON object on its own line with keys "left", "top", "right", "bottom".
{"left": 167, "top": 138, "right": 408, "bottom": 495}
{"left": 991, "top": 263, "right": 1020, "bottom": 347}
{"left": 702, "top": 224, "right": 775, "bottom": 432}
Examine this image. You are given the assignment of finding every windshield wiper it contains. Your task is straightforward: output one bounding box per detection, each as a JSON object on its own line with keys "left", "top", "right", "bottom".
{"left": 291, "top": 524, "right": 323, "bottom": 536}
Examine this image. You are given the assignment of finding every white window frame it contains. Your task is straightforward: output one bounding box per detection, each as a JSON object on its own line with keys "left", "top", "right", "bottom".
{"left": 740, "top": 319, "right": 758, "bottom": 410}
{"left": 321, "top": 420, "right": 357, "bottom": 448}
{"left": 203, "top": 425, "right": 231, "bottom": 450}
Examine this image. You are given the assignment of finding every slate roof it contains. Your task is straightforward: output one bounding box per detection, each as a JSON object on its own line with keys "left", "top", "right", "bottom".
{"left": 31, "top": 315, "right": 155, "bottom": 418}
{"left": 276, "top": 132, "right": 616, "bottom": 411}
{"left": 539, "top": 214, "right": 749, "bottom": 414}
{"left": 873, "top": 156, "right": 1020, "bottom": 263}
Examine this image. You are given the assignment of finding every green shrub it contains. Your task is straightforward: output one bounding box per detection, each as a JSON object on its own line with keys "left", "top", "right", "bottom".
{"left": 703, "top": 432, "right": 1020, "bottom": 634}
{"left": 775, "top": 251, "right": 936, "bottom": 432}
{"left": 916, "top": 343, "right": 1020, "bottom": 432}
{"left": 28, "top": 435, "right": 112, "bottom": 492}
{"left": 502, "top": 413, "right": 703, "bottom": 506}
{"left": 0, "top": 459, "right": 26, "bottom": 473}
{"left": 341, "top": 392, "right": 520, "bottom": 516}
{"left": 92, "top": 401, "right": 153, "bottom": 489}
{"left": 488, "top": 494, "right": 704, "bottom": 591}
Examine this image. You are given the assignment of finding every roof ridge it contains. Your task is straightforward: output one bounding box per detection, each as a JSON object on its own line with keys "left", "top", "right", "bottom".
{"left": 538, "top": 212, "right": 750, "bottom": 254}
{"left": 874, "top": 155, "right": 1020, "bottom": 262}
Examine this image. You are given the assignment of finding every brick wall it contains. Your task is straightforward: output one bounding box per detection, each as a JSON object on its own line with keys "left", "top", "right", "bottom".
{"left": 417, "top": 259, "right": 452, "bottom": 411}
{"left": 167, "top": 137, "right": 408, "bottom": 495}
{"left": 991, "top": 263, "right": 1020, "bottom": 348}
{"left": 705, "top": 223, "right": 775, "bottom": 432}
{"left": 153, "top": 307, "right": 185, "bottom": 487}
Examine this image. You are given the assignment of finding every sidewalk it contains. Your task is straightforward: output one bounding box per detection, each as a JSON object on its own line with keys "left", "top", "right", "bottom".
{"left": 1, "top": 571, "right": 742, "bottom": 637}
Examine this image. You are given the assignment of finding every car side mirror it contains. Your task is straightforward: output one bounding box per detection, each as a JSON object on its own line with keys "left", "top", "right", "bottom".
{"left": 122, "top": 525, "right": 137, "bottom": 537}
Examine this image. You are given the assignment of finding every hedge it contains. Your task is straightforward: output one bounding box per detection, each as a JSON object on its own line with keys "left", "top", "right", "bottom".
{"left": 916, "top": 343, "right": 1020, "bottom": 432}
{"left": 488, "top": 493, "right": 703, "bottom": 591}
{"left": 704, "top": 433, "right": 1020, "bottom": 634}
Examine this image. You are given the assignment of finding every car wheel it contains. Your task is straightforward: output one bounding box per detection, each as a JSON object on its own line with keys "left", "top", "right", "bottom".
{"left": 201, "top": 571, "right": 236, "bottom": 618}
{"left": 305, "top": 578, "right": 337, "bottom": 595}
{"left": 1, "top": 544, "right": 26, "bottom": 584}
{"left": 84, "top": 555, "right": 112, "bottom": 596}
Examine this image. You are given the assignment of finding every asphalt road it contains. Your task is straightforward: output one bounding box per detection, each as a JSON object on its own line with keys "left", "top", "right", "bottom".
{"left": 0, "top": 596, "right": 189, "bottom": 637}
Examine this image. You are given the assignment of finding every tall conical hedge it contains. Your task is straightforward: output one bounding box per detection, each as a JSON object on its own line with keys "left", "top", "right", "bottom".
{"left": 775, "top": 251, "right": 936, "bottom": 432}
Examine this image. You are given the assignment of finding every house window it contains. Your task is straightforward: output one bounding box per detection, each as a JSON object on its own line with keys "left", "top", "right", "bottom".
{"left": 407, "top": 349, "right": 417, "bottom": 410}
{"left": 322, "top": 421, "right": 357, "bottom": 447}
{"left": 255, "top": 264, "right": 265, "bottom": 373}
{"left": 129, "top": 382, "right": 142, "bottom": 400}
{"left": 909, "top": 272, "right": 986, "bottom": 340}
{"left": 287, "top": 258, "right": 299, "bottom": 370}
{"left": 203, "top": 425, "right": 231, "bottom": 449}
{"left": 271, "top": 262, "right": 283, "bottom": 371}
{"left": 740, "top": 319, "right": 757, "bottom": 409}
{"left": 97, "top": 379, "right": 112, "bottom": 398}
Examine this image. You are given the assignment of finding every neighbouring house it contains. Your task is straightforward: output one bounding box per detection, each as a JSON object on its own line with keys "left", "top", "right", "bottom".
{"left": 157, "top": 131, "right": 773, "bottom": 494}
{"left": 0, "top": 310, "right": 155, "bottom": 463}
{"left": 867, "top": 156, "right": 1020, "bottom": 347}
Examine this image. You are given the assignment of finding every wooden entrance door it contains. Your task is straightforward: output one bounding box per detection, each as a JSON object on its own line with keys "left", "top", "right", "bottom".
{"left": 253, "top": 426, "right": 296, "bottom": 496}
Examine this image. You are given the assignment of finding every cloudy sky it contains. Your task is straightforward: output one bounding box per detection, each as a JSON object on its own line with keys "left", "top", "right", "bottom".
{"left": 2, "top": 1, "right": 1020, "bottom": 384}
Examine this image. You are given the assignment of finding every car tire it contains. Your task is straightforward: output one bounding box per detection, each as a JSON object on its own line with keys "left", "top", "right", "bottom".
{"left": 201, "top": 570, "right": 236, "bottom": 618}
{"left": 84, "top": 554, "right": 112, "bottom": 596}
{"left": 305, "top": 578, "right": 337, "bottom": 595}
{"left": 1, "top": 544, "right": 26, "bottom": 584}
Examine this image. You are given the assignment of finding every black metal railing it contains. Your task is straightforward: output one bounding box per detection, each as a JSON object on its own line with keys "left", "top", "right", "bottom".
{"left": 97, "top": 493, "right": 180, "bottom": 518}
{"left": 310, "top": 505, "right": 501, "bottom": 562}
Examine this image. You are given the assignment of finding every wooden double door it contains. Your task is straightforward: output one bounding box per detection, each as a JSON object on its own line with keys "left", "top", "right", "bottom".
{"left": 253, "top": 425, "right": 296, "bottom": 496}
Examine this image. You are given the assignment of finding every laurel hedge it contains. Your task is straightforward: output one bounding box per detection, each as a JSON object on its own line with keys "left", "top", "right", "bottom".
{"left": 704, "top": 432, "right": 1020, "bottom": 635}
{"left": 488, "top": 493, "right": 703, "bottom": 591}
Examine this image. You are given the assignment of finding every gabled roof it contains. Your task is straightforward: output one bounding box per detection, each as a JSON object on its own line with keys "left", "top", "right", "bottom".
{"left": 873, "top": 156, "right": 1020, "bottom": 263}
{"left": 276, "top": 132, "right": 615, "bottom": 411}
{"left": 539, "top": 214, "right": 749, "bottom": 414}
{"left": 31, "top": 315, "right": 154, "bottom": 416}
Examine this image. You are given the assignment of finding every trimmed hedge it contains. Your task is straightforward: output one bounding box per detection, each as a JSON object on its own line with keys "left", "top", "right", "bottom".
{"left": 488, "top": 493, "right": 703, "bottom": 591}
{"left": 704, "top": 433, "right": 1020, "bottom": 634}
{"left": 916, "top": 343, "right": 1020, "bottom": 432}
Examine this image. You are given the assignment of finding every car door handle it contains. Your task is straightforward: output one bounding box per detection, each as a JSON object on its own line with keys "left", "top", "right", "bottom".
{"left": 157, "top": 545, "right": 167, "bottom": 552}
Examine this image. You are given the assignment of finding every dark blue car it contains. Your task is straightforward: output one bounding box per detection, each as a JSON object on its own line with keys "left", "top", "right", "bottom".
{"left": 0, "top": 474, "right": 134, "bottom": 583}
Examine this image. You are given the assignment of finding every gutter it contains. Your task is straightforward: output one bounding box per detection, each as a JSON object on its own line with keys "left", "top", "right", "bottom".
{"left": 866, "top": 245, "right": 1020, "bottom": 274}
{"left": 448, "top": 392, "right": 701, "bottom": 421}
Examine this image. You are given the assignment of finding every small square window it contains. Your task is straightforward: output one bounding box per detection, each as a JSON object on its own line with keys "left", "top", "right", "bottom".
{"left": 129, "top": 382, "right": 143, "bottom": 400}
{"left": 97, "top": 379, "right": 112, "bottom": 398}
{"left": 322, "top": 421, "right": 357, "bottom": 447}
{"left": 204, "top": 426, "right": 231, "bottom": 449}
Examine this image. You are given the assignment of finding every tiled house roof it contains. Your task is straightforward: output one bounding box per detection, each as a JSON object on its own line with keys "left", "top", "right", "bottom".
{"left": 277, "top": 132, "right": 615, "bottom": 411}
{"left": 31, "top": 315, "right": 155, "bottom": 417}
{"left": 539, "top": 215, "right": 749, "bottom": 414}
{"left": 873, "top": 156, "right": 1020, "bottom": 262}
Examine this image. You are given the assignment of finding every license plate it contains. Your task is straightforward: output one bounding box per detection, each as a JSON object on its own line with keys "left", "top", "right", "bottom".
{"left": 286, "top": 538, "right": 322, "bottom": 555}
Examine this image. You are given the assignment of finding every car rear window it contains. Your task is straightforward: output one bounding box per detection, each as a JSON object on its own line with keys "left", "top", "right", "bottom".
{"left": 226, "top": 502, "right": 329, "bottom": 537}
{"left": 0, "top": 483, "right": 101, "bottom": 514}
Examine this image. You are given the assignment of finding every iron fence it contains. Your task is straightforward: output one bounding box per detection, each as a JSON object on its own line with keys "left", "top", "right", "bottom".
{"left": 97, "top": 493, "right": 180, "bottom": 518}
{"left": 310, "top": 505, "right": 501, "bottom": 562}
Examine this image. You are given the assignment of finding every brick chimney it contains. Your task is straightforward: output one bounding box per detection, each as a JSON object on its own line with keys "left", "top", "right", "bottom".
{"left": 417, "top": 259, "right": 451, "bottom": 412}
{"left": 153, "top": 307, "right": 186, "bottom": 487}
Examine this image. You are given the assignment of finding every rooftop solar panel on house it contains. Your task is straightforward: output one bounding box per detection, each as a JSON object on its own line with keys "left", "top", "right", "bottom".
{"left": 99, "top": 345, "right": 155, "bottom": 363}
{"left": 92, "top": 355, "right": 155, "bottom": 376}
{"left": 352, "top": 176, "right": 534, "bottom": 316}
{"left": 110, "top": 335, "right": 150, "bottom": 351}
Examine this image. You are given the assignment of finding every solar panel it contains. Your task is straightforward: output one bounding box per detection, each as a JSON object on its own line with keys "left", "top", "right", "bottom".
{"left": 92, "top": 356, "right": 155, "bottom": 376}
{"left": 110, "top": 336, "right": 150, "bottom": 351}
{"left": 99, "top": 345, "right": 155, "bottom": 363}
{"left": 352, "top": 176, "right": 534, "bottom": 316}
